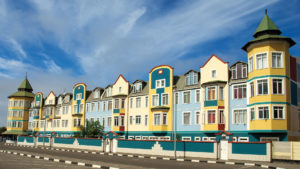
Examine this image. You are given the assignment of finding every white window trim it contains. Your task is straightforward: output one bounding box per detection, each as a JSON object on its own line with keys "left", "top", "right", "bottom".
{"left": 206, "top": 109, "right": 217, "bottom": 124}
{"left": 153, "top": 113, "right": 161, "bottom": 126}
{"left": 232, "top": 137, "right": 237, "bottom": 142}
{"left": 119, "top": 136, "right": 125, "bottom": 139}
{"left": 152, "top": 94, "right": 159, "bottom": 107}
{"left": 174, "top": 92, "right": 179, "bottom": 104}
{"left": 256, "top": 78, "right": 269, "bottom": 96}
{"left": 257, "top": 105, "right": 270, "bottom": 120}
{"left": 249, "top": 107, "right": 255, "bottom": 121}
{"left": 255, "top": 52, "right": 268, "bottom": 69}
{"left": 156, "top": 79, "right": 166, "bottom": 88}
{"left": 128, "top": 136, "right": 134, "bottom": 140}
{"left": 232, "top": 108, "right": 247, "bottom": 124}
{"left": 142, "top": 136, "right": 149, "bottom": 140}
{"left": 272, "top": 105, "right": 285, "bottom": 120}
{"left": 209, "top": 137, "right": 216, "bottom": 141}
{"left": 202, "top": 137, "right": 209, "bottom": 141}
{"left": 211, "top": 70, "right": 216, "bottom": 78}
{"left": 249, "top": 56, "right": 254, "bottom": 72}
{"left": 135, "top": 136, "right": 141, "bottom": 140}
{"left": 195, "top": 89, "right": 201, "bottom": 103}
{"left": 271, "top": 51, "right": 284, "bottom": 68}
{"left": 162, "top": 113, "right": 168, "bottom": 125}
{"left": 271, "top": 77, "right": 285, "bottom": 95}
{"left": 195, "top": 111, "right": 201, "bottom": 125}
{"left": 194, "top": 137, "right": 201, "bottom": 141}
{"left": 182, "top": 90, "right": 191, "bottom": 104}
{"left": 232, "top": 83, "right": 247, "bottom": 100}
{"left": 161, "top": 93, "right": 169, "bottom": 106}
{"left": 182, "top": 137, "right": 191, "bottom": 141}
{"left": 206, "top": 86, "right": 217, "bottom": 101}
{"left": 238, "top": 137, "right": 249, "bottom": 142}
{"left": 182, "top": 111, "right": 192, "bottom": 125}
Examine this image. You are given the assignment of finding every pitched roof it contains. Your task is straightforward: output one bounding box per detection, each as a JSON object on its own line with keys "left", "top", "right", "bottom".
{"left": 253, "top": 12, "right": 281, "bottom": 38}
{"left": 18, "top": 77, "right": 33, "bottom": 92}
{"left": 8, "top": 91, "right": 35, "bottom": 98}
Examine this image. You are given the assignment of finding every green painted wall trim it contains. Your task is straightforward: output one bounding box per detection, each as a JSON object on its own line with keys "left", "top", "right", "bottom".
{"left": 247, "top": 102, "right": 289, "bottom": 107}
{"left": 247, "top": 75, "right": 289, "bottom": 82}
{"left": 204, "top": 100, "right": 218, "bottom": 107}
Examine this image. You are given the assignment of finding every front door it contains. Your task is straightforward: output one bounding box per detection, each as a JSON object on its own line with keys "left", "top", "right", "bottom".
{"left": 220, "top": 140, "right": 228, "bottom": 160}
{"left": 105, "top": 138, "right": 111, "bottom": 153}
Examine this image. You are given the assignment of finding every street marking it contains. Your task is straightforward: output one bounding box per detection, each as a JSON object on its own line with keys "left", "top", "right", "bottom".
{"left": 150, "top": 157, "right": 157, "bottom": 159}
{"left": 65, "top": 161, "right": 72, "bottom": 164}
{"left": 163, "top": 157, "right": 170, "bottom": 160}
{"left": 84, "top": 151, "right": 89, "bottom": 153}
{"left": 138, "top": 156, "right": 144, "bottom": 158}
{"left": 117, "top": 154, "right": 123, "bottom": 156}
{"left": 13, "top": 152, "right": 17, "bottom": 155}
{"left": 191, "top": 159, "right": 199, "bottom": 163}
{"left": 208, "top": 161, "right": 216, "bottom": 163}
{"left": 77, "top": 150, "right": 82, "bottom": 152}
{"left": 35, "top": 156, "right": 40, "bottom": 159}
{"left": 225, "top": 162, "right": 235, "bottom": 165}
{"left": 92, "top": 152, "right": 96, "bottom": 154}
{"left": 78, "top": 162, "right": 85, "bottom": 166}
{"left": 100, "top": 152, "right": 104, "bottom": 155}
{"left": 109, "top": 167, "right": 120, "bottom": 169}
{"left": 109, "top": 153, "right": 113, "bottom": 156}
{"left": 27, "top": 154, "right": 32, "bottom": 157}
{"left": 128, "top": 155, "right": 134, "bottom": 157}
{"left": 44, "top": 157, "right": 49, "bottom": 160}
{"left": 176, "top": 159, "right": 184, "bottom": 161}
{"left": 245, "top": 163, "right": 255, "bottom": 166}
{"left": 54, "top": 159, "right": 60, "bottom": 162}
{"left": 261, "top": 165, "right": 269, "bottom": 168}
{"left": 92, "top": 164, "right": 101, "bottom": 168}
{"left": 20, "top": 153, "right": 24, "bottom": 156}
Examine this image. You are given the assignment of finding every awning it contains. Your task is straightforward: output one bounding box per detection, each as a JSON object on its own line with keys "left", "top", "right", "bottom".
{"left": 2, "top": 130, "right": 28, "bottom": 135}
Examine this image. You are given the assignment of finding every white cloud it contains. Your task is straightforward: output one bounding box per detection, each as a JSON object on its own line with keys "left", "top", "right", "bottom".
{"left": 8, "top": 38, "right": 27, "bottom": 58}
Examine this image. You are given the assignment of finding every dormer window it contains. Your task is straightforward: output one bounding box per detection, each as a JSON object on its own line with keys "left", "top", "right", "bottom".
{"left": 76, "top": 93, "right": 82, "bottom": 100}
{"left": 106, "top": 87, "right": 112, "bottom": 97}
{"left": 232, "top": 63, "right": 248, "bottom": 80}
{"left": 64, "top": 95, "right": 70, "bottom": 103}
{"left": 156, "top": 79, "right": 165, "bottom": 88}
{"left": 186, "top": 71, "right": 198, "bottom": 86}
{"left": 94, "top": 90, "right": 100, "bottom": 98}
{"left": 58, "top": 97, "right": 62, "bottom": 104}
{"left": 133, "top": 83, "right": 142, "bottom": 93}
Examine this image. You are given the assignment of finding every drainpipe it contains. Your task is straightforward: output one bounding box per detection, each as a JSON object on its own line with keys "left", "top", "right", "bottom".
{"left": 173, "top": 86, "right": 177, "bottom": 159}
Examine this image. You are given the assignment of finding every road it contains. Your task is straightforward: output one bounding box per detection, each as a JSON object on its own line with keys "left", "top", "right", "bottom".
{"left": 0, "top": 143, "right": 278, "bottom": 169}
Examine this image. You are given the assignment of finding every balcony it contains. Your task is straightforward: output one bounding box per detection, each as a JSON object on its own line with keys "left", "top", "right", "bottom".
{"left": 151, "top": 106, "right": 170, "bottom": 111}
{"left": 72, "top": 113, "right": 83, "bottom": 117}
{"left": 119, "top": 126, "right": 125, "bottom": 131}
{"left": 204, "top": 100, "right": 218, "bottom": 107}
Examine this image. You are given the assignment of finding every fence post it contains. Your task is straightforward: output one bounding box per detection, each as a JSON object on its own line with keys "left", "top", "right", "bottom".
{"left": 290, "top": 142, "right": 293, "bottom": 160}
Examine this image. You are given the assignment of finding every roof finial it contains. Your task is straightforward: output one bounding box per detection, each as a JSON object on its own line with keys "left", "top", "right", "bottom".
{"left": 265, "top": 9, "right": 267, "bottom": 15}
{"left": 25, "top": 72, "right": 28, "bottom": 79}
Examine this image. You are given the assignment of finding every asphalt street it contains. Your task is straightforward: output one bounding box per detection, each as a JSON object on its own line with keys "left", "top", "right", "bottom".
{"left": 0, "top": 143, "right": 264, "bottom": 169}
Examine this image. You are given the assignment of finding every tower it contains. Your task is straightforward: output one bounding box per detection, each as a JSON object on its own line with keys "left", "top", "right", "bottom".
{"left": 242, "top": 10, "right": 296, "bottom": 141}
{"left": 6, "top": 76, "right": 34, "bottom": 136}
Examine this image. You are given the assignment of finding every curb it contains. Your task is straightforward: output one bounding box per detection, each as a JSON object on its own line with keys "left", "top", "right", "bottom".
{"left": 4, "top": 143, "right": 284, "bottom": 169}
{"left": 0, "top": 149, "right": 118, "bottom": 169}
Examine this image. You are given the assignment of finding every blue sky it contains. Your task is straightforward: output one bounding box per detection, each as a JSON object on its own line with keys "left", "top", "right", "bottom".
{"left": 0, "top": 0, "right": 300, "bottom": 126}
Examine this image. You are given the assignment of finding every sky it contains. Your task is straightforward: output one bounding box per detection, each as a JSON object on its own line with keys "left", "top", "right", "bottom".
{"left": 0, "top": 0, "right": 300, "bottom": 127}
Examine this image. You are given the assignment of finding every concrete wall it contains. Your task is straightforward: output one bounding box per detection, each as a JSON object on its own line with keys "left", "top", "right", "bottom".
{"left": 272, "top": 141, "right": 300, "bottom": 160}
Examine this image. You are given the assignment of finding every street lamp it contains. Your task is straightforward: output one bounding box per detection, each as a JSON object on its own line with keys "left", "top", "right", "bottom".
{"left": 173, "top": 86, "right": 177, "bottom": 159}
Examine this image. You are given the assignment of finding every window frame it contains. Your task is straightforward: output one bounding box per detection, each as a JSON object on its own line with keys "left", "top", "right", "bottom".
{"left": 272, "top": 78, "right": 284, "bottom": 95}
{"left": 182, "top": 111, "right": 191, "bottom": 125}
{"left": 257, "top": 78, "right": 269, "bottom": 95}
{"left": 182, "top": 91, "right": 191, "bottom": 104}
{"left": 195, "top": 89, "right": 201, "bottom": 103}
{"left": 195, "top": 111, "right": 201, "bottom": 125}
{"left": 211, "top": 70, "right": 216, "bottom": 78}
{"left": 152, "top": 94, "right": 159, "bottom": 107}
{"left": 257, "top": 106, "right": 270, "bottom": 120}
{"left": 232, "top": 84, "right": 247, "bottom": 99}
{"left": 272, "top": 105, "right": 285, "bottom": 120}
{"left": 255, "top": 52, "right": 268, "bottom": 69}
{"left": 206, "top": 86, "right": 216, "bottom": 101}
{"left": 153, "top": 113, "right": 161, "bottom": 126}
{"left": 232, "top": 109, "right": 247, "bottom": 124}
{"left": 156, "top": 79, "right": 166, "bottom": 88}
{"left": 207, "top": 110, "right": 216, "bottom": 124}
{"left": 161, "top": 93, "right": 169, "bottom": 106}
{"left": 271, "top": 51, "right": 284, "bottom": 68}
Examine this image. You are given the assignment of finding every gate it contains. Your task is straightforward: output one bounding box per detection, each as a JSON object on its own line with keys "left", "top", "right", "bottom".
{"left": 220, "top": 139, "right": 228, "bottom": 160}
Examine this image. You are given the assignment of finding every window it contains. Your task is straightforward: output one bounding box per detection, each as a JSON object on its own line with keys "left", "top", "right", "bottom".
{"left": 162, "top": 113, "right": 167, "bottom": 125}
{"left": 186, "top": 71, "right": 198, "bottom": 86}
{"left": 194, "top": 137, "right": 201, "bottom": 141}
{"left": 232, "top": 137, "right": 237, "bottom": 142}
{"left": 142, "top": 136, "right": 149, "bottom": 140}
{"left": 233, "top": 109, "right": 247, "bottom": 124}
{"left": 209, "top": 137, "right": 216, "bottom": 141}
{"left": 120, "top": 116, "right": 124, "bottom": 126}
{"left": 156, "top": 79, "right": 166, "bottom": 88}
{"left": 102, "top": 117, "right": 105, "bottom": 126}
{"left": 272, "top": 52, "right": 283, "bottom": 68}
{"left": 114, "top": 116, "right": 119, "bottom": 126}
{"left": 242, "top": 64, "right": 247, "bottom": 78}
{"left": 219, "top": 87, "right": 223, "bottom": 100}
{"left": 57, "top": 120, "right": 60, "bottom": 128}
{"left": 249, "top": 57, "right": 253, "bottom": 72}
{"left": 273, "top": 79, "right": 283, "bottom": 94}
{"left": 219, "top": 110, "right": 224, "bottom": 124}
{"left": 258, "top": 106, "right": 269, "bottom": 119}
{"left": 162, "top": 94, "right": 168, "bottom": 105}
{"left": 19, "top": 101, "right": 24, "bottom": 107}
{"left": 108, "top": 101, "right": 112, "bottom": 110}
{"left": 202, "top": 137, "right": 209, "bottom": 141}
{"left": 211, "top": 70, "right": 216, "bottom": 78}
{"left": 145, "top": 96, "right": 148, "bottom": 107}
{"left": 152, "top": 95, "right": 159, "bottom": 106}
{"left": 136, "top": 115, "right": 141, "bottom": 124}
{"left": 232, "top": 66, "right": 237, "bottom": 79}
{"left": 183, "top": 91, "right": 191, "bottom": 104}
{"left": 119, "top": 87, "right": 122, "bottom": 93}
{"left": 257, "top": 79, "right": 268, "bottom": 95}
{"left": 135, "top": 136, "right": 141, "bottom": 140}
{"left": 91, "top": 103, "right": 95, "bottom": 112}
{"left": 175, "top": 93, "right": 179, "bottom": 104}
{"left": 250, "top": 108, "right": 255, "bottom": 120}
{"left": 76, "top": 93, "right": 82, "bottom": 100}
{"left": 130, "top": 98, "right": 133, "bottom": 108}
{"left": 154, "top": 114, "right": 160, "bottom": 125}
{"left": 183, "top": 112, "right": 191, "bottom": 125}
{"left": 196, "top": 90, "right": 200, "bottom": 102}
{"left": 98, "top": 101, "right": 100, "bottom": 112}
{"left": 74, "top": 105, "right": 78, "bottom": 113}
{"left": 207, "top": 110, "right": 216, "bottom": 124}
{"left": 207, "top": 87, "right": 216, "bottom": 100}
{"left": 195, "top": 112, "right": 201, "bottom": 124}
{"left": 233, "top": 85, "right": 246, "bottom": 99}
{"left": 136, "top": 97, "right": 141, "bottom": 108}
{"left": 107, "top": 117, "right": 112, "bottom": 126}
{"left": 14, "top": 101, "right": 18, "bottom": 107}
{"left": 121, "top": 99, "right": 125, "bottom": 109}
{"left": 250, "top": 82, "right": 254, "bottom": 97}
{"left": 79, "top": 104, "right": 83, "bottom": 113}
{"left": 182, "top": 137, "right": 191, "bottom": 141}
{"left": 260, "top": 137, "right": 279, "bottom": 142}
{"left": 103, "top": 102, "right": 106, "bottom": 111}
{"left": 128, "top": 136, "right": 134, "bottom": 140}
{"left": 114, "top": 99, "right": 119, "bottom": 109}
{"left": 94, "top": 90, "right": 100, "bottom": 98}
{"left": 78, "top": 118, "right": 81, "bottom": 126}
{"left": 273, "top": 106, "right": 284, "bottom": 119}
{"left": 238, "top": 137, "right": 249, "bottom": 142}
{"left": 129, "top": 116, "right": 133, "bottom": 125}
{"left": 256, "top": 53, "right": 268, "bottom": 69}
{"left": 145, "top": 115, "right": 148, "bottom": 126}
{"left": 73, "top": 119, "right": 77, "bottom": 127}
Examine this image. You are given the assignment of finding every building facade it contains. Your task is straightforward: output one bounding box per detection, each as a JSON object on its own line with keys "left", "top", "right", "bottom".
{"left": 5, "top": 12, "right": 300, "bottom": 141}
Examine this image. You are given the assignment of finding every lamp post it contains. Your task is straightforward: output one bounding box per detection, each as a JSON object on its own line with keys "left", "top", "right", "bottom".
{"left": 173, "top": 86, "right": 177, "bottom": 159}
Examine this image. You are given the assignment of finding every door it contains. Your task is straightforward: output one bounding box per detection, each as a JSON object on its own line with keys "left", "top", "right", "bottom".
{"left": 105, "top": 138, "right": 111, "bottom": 153}
{"left": 220, "top": 140, "right": 228, "bottom": 160}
